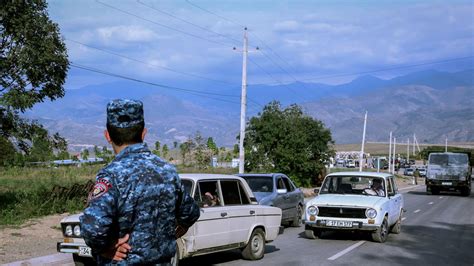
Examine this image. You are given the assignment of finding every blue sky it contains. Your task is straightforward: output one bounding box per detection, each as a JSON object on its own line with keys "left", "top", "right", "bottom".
{"left": 47, "top": 0, "right": 474, "bottom": 90}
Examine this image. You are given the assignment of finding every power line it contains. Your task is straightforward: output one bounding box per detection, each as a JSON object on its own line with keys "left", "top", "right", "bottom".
{"left": 70, "top": 63, "right": 264, "bottom": 108}
{"left": 95, "top": 0, "right": 234, "bottom": 48}
{"left": 66, "top": 38, "right": 236, "bottom": 85}
{"left": 136, "top": 0, "right": 242, "bottom": 46}
{"left": 300, "top": 55, "right": 474, "bottom": 82}
{"left": 185, "top": 0, "right": 246, "bottom": 28}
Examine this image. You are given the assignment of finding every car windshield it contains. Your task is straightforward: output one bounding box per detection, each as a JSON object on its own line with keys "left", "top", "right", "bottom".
{"left": 241, "top": 176, "right": 274, "bottom": 193}
{"left": 319, "top": 175, "right": 385, "bottom": 197}
{"left": 430, "top": 154, "right": 468, "bottom": 166}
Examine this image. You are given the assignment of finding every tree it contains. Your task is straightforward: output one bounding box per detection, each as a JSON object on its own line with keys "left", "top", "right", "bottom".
{"left": 206, "top": 137, "right": 218, "bottom": 155}
{"left": 0, "top": 1, "right": 69, "bottom": 161}
{"left": 243, "top": 101, "right": 334, "bottom": 187}
{"left": 162, "top": 144, "right": 169, "bottom": 159}
{"left": 173, "top": 141, "right": 178, "bottom": 149}
{"left": 194, "top": 131, "right": 209, "bottom": 168}
{"left": 81, "top": 148, "right": 89, "bottom": 161}
{"left": 153, "top": 140, "right": 161, "bottom": 156}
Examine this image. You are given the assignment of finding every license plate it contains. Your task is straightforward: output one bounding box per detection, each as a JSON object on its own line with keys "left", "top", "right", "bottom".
{"left": 78, "top": 246, "right": 92, "bottom": 257}
{"left": 326, "top": 220, "right": 353, "bottom": 227}
{"left": 441, "top": 182, "right": 452, "bottom": 186}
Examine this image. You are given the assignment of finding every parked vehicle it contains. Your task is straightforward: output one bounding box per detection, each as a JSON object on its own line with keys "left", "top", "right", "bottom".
{"left": 57, "top": 174, "right": 283, "bottom": 264}
{"left": 304, "top": 172, "right": 404, "bottom": 243}
{"left": 346, "top": 159, "right": 356, "bottom": 168}
{"left": 426, "top": 152, "right": 471, "bottom": 196}
{"left": 417, "top": 168, "right": 427, "bottom": 177}
{"left": 238, "top": 173, "right": 304, "bottom": 227}
{"left": 404, "top": 168, "right": 415, "bottom": 176}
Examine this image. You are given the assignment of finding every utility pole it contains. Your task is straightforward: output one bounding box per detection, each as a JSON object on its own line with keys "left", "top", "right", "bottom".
{"left": 445, "top": 136, "right": 448, "bottom": 152}
{"left": 407, "top": 138, "right": 410, "bottom": 165}
{"left": 392, "top": 138, "right": 397, "bottom": 174}
{"left": 388, "top": 132, "right": 392, "bottom": 173}
{"left": 413, "top": 133, "right": 416, "bottom": 156}
{"left": 359, "top": 111, "right": 367, "bottom": 172}
{"left": 238, "top": 28, "right": 248, "bottom": 174}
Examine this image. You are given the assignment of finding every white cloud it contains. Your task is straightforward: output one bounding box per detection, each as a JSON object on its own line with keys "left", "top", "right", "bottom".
{"left": 273, "top": 20, "right": 300, "bottom": 31}
{"left": 96, "top": 25, "right": 158, "bottom": 42}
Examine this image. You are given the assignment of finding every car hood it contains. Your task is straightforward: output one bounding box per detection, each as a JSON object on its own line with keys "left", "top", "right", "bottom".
{"left": 60, "top": 213, "right": 82, "bottom": 223}
{"left": 307, "top": 194, "right": 384, "bottom": 208}
{"left": 253, "top": 192, "right": 273, "bottom": 203}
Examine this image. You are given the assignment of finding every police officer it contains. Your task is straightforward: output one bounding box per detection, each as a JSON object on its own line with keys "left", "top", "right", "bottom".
{"left": 80, "top": 99, "right": 200, "bottom": 265}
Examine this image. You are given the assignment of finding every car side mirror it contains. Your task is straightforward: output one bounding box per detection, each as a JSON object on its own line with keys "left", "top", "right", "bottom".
{"left": 313, "top": 188, "right": 319, "bottom": 194}
{"left": 277, "top": 188, "right": 287, "bottom": 194}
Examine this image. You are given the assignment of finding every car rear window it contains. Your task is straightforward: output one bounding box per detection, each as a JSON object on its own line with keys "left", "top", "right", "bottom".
{"left": 242, "top": 176, "right": 273, "bottom": 193}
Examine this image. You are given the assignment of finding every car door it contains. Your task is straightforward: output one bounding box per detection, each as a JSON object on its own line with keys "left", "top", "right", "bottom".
{"left": 221, "top": 179, "right": 255, "bottom": 244}
{"left": 274, "top": 175, "right": 291, "bottom": 220}
{"left": 192, "top": 180, "right": 230, "bottom": 251}
{"left": 282, "top": 175, "right": 299, "bottom": 218}
{"left": 387, "top": 177, "right": 402, "bottom": 224}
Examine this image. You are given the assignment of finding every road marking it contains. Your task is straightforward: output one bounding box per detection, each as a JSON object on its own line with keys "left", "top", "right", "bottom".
{"left": 399, "top": 185, "right": 422, "bottom": 191}
{"left": 414, "top": 209, "right": 421, "bottom": 213}
{"left": 428, "top": 202, "right": 434, "bottom": 205}
{"left": 327, "top": 241, "right": 366, "bottom": 261}
{"left": 439, "top": 196, "right": 444, "bottom": 199}
{"left": 402, "top": 217, "right": 407, "bottom": 221}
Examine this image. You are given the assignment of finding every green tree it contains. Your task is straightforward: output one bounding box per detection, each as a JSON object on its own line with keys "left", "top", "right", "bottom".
{"left": 206, "top": 137, "right": 218, "bottom": 155}
{"left": 173, "top": 141, "right": 178, "bottom": 149}
{"left": 233, "top": 144, "right": 239, "bottom": 156}
{"left": 0, "top": 136, "right": 15, "bottom": 166}
{"left": 243, "top": 101, "right": 334, "bottom": 187}
{"left": 0, "top": 1, "right": 69, "bottom": 159}
{"left": 81, "top": 148, "right": 89, "bottom": 161}
{"left": 194, "top": 131, "right": 209, "bottom": 168}
{"left": 179, "top": 137, "right": 195, "bottom": 165}
{"left": 153, "top": 140, "right": 161, "bottom": 156}
{"left": 162, "top": 144, "right": 169, "bottom": 159}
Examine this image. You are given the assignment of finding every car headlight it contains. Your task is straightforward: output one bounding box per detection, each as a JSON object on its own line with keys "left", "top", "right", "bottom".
{"left": 307, "top": 205, "right": 319, "bottom": 216}
{"left": 65, "top": 225, "right": 73, "bottom": 236}
{"left": 365, "top": 208, "right": 377, "bottom": 219}
{"left": 73, "top": 225, "right": 81, "bottom": 237}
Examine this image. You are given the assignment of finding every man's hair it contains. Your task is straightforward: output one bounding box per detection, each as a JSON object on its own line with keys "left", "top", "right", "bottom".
{"left": 106, "top": 122, "right": 144, "bottom": 146}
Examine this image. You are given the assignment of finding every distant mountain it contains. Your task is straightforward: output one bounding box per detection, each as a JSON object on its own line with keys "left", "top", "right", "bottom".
{"left": 25, "top": 69, "right": 474, "bottom": 149}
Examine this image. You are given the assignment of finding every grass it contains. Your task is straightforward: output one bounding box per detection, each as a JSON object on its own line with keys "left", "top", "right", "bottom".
{"left": 0, "top": 165, "right": 101, "bottom": 227}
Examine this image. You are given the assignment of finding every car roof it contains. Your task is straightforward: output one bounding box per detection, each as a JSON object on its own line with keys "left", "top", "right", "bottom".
{"left": 179, "top": 173, "right": 245, "bottom": 181}
{"left": 326, "top": 171, "right": 393, "bottom": 179}
{"left": 237, "top": 173, "right": 275, "bottom": 177}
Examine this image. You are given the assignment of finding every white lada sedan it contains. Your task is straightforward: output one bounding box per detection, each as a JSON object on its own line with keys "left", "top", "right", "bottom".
{"left": 57, "top": 174, "right": 283, "bottom": 265}
{"left": 304, "top": 172, "right": 404, "bottom": 243}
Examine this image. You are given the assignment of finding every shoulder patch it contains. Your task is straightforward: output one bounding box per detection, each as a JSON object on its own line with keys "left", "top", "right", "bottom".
{"left": 88, "top": 178, "right": 113, "bottom": 201}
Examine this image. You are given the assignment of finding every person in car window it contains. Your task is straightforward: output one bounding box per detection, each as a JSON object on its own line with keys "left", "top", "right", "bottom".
{"left": 203, "top": 192, "right": 219, "bottom": 207}
{"left": 371, "top": 179, "right": 385, "bottom": 196}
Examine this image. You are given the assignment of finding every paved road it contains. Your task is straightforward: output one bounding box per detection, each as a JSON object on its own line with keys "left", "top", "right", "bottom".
{"left": 180, "top": 185, "right": 474, "bottom": 266}
{"left": 7, "top": 185, "right": 473, "bottom": 266}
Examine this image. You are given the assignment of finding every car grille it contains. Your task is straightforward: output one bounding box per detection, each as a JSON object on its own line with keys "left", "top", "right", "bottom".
{"left": 318, "top": 207, "right": 367, "bottom": 218}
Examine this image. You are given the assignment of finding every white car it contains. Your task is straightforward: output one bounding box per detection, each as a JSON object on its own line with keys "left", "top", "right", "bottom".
{"left": 304, "top": 172, "right": 404, "bottom": 243}
{"left": 57, "top": 174, "right": 283, "bottom": 264}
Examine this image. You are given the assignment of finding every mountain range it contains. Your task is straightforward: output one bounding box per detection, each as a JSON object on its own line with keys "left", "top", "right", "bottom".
{"left": 25, "top": 69, "right": 474, "bottom": 150}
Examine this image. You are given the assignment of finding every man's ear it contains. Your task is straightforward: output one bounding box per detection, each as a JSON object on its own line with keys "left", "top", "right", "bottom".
{"left": 141, "top": 128, "right": 147, "bottom": 141}
{"left": 104, "top": 130, "right": 112, "bottom": 143}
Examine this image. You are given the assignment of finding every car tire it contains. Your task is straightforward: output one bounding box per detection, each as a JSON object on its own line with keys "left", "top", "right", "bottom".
{"left": 290, "top": 204, "right": 303, "bottom": 227}
{"left": 72, "top": 254, "right": 95, "bottom": 266}
{"left": 390, "top": 212, "right": 402, "bottom": 234}
{"left": 460, "top": 187, "right": 471, "bottom": 197}
{"left": 242, "top": 228, "right": 265, "bottom": 260}
{"left": 431, "top": 187, "right": 440, "bottom": 195}
{"left": 372, "top": 216, "right": 389, "bottom": 243}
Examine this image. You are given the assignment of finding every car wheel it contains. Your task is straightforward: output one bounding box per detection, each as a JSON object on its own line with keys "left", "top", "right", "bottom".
{"left": 304, "top": 225, "right": 322, "bottom": 239}
{"left": 72, "top": 254, "right": 95, "bottom": 266}
{"left": 431, "top": 187, "right": 440, "bottom": 195}
{"left": 290, "top": 204, "right": 303, "bottom": 227}
{"left": 242, "top": 228, "right": 265, "bottom": 260}
{"left": 372, "top": 216, "right": 389, "bottom": 243}
{"left": 390, "top": 212, "right": 402, "bottom": 234}
{"left": 460, "top": 187, "right": 471, "bottom": 197}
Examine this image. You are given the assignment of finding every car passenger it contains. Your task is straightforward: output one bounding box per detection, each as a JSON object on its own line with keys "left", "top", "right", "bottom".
{"left": 203, "top": 192, "right": 219, "bottom": 207}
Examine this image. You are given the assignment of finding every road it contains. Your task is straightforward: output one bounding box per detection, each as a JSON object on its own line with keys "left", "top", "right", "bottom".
{"left": 6, "top": 185, "right": 473, "bottom": 266}
{"left": 180, "top": 185, "right": 474, "bottom": 266}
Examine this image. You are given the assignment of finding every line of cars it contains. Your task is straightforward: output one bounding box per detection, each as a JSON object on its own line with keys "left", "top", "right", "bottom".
{"left": 57, "top": 171, "right": 403, "bottom": 265}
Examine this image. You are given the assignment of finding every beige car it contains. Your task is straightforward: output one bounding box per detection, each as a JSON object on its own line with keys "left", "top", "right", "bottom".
{"left": 57, "top": 174, "right": 283, "bottom": 265}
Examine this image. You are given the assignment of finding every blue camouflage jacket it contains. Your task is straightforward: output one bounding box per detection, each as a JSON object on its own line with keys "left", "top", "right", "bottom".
{"left": 80, "top": 143, "right": 200, "bottom": 265}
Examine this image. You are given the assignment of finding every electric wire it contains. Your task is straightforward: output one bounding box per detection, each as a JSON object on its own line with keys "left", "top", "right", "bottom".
{"left": 66, "top": 38, "right": 236, "bottom": 85}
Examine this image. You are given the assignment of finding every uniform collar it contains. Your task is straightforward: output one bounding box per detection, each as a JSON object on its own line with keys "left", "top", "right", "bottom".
{"left": 114, "top": 142, "right": 149, "bottom": 160}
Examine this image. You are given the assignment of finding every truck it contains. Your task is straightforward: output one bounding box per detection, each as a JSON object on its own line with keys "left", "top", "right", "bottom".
{"left": 426, "top": 152, "right": 471, "bottom": 196}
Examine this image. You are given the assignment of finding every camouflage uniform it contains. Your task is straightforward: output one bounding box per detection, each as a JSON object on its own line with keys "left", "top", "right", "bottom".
{"left": 80, "top": 99, "right": 200, "bottom": 265}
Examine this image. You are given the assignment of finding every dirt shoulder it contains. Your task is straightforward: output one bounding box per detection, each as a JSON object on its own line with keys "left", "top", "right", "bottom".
{"left": 0, "top": 213, "right": 70, "bottom": 264}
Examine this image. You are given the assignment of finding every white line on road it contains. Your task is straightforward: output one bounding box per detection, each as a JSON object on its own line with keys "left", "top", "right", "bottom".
{"left": 439, "top": 196, "right": 444, "bottom": 199}
{"left": 399, "top": 185, "right": 422, "bottom": 191}
{"left": 402, "top": 217, "right": 407, "bottom": 221}
{"left": 327, "top": 241, "right": 366, "bottom": 261}
{"left": 428, "top": 202, "right": 434, "bottom": 205}
{"left": 414, "top": 209, "right": 421, "bottom": 213}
